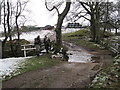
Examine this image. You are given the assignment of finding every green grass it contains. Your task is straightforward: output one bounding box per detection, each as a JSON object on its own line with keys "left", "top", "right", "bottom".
{"left": 20, "top": 54, "right": 63, "bottom": 73}
{"left": 62, "top": 30, "right": 101, "bottom": 51}
{"left": 3, "top": 54, "right": 63, "bottom": 81}
{"left": 64, "top": 30, "right": 91, "bottom": 36}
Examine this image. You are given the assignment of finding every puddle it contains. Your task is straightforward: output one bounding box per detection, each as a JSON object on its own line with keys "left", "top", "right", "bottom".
{"left": 67, "top": 50, "right": 112, "bottom": 64}
{"left": 64, "top": 42, "right": 112, "bottom": 64}
{"left": 67, "top": 50, "right": 93, "bottom": 63}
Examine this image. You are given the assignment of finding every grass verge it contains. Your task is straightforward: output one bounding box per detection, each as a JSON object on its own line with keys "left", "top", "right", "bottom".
{"left": 19, "top": 54, "right": 63, "bottom": 73}
{"left": 62, "top": 30, "right": 103, "bottom": 51}
{"left": 3, "top": 54, "right": 63, "bottom": 81}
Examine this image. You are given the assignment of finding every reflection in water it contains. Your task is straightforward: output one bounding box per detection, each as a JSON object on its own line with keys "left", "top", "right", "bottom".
{"left": 67, "top": 50, "right": 93, "bottom": 63}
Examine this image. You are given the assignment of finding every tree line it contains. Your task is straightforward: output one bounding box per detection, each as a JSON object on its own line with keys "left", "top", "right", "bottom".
{"left": 0, "top": 0, "right": 29, "bottom": 57}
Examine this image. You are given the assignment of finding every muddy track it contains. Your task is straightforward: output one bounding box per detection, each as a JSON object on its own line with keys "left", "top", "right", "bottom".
{"left": 2, "top": 42, "right": 112, "bottom": 88}
{"left": 3, "top": 63, "right": 101, "bottom": 88}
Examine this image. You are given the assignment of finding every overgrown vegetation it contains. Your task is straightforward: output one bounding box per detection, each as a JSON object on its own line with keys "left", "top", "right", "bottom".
{"left": 90, "top": 55, "right": 120, "bottom": 88}
{"left": 3, "top": 54, "right": 63, "bottom": 81}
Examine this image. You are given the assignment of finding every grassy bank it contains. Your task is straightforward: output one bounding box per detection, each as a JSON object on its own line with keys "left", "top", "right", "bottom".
{"left": 19, "top": 54, "right": 63, "bottom": 73}
{"left": 62, "top": 30, "right": 104, "bottom": 51}
{"left": 3, "top": 54, "right": 63, "bottom": 81}
{"left": 90, "top": 55, "right": 120, "bottom": 88}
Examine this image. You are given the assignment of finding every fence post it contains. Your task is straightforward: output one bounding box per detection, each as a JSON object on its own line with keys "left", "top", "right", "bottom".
{"left": 23, "top": 45, "right": 26, "bottom": 57}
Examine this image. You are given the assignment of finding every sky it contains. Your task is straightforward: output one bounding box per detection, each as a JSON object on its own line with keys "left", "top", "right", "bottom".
{"left": 19, "top": 0, "right": 89, "bottom": 27}
{"left": 24, "top": 0, "right": 58, "bottom": 27}
{"left": 23, "top": 0, "right": 117, "bottom": 27}
{"left": 0, "top": 0, "right": 58, "bottom": 32}
{"left": 0, "top": 0, "right": 117, "bottom": 32}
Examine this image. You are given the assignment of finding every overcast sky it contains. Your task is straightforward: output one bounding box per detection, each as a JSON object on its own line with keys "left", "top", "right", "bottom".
{"left": 22, "top": 0, "right": 90, "bottom": 27}
{"left": 24, "top": 0, "right": 58, "bottom": 27}
{"left": 0, "top": 0, "right": 58, "bottom": 32}
{"left": 24, "top": 0, "right": 117, "bottom": 26}
{"left": 0, "top": 0, "right": 117, "bottom": 31}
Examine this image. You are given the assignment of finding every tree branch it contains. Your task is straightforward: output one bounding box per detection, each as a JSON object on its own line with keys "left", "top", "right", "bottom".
{"left": 61, "top": 2, "right": 71, "bottom": 17}
{"left": 80, "top": 2, "right": 92, "bottom": 15}
{"left": 45, "top": 0, "right": 60, "bottom": 15}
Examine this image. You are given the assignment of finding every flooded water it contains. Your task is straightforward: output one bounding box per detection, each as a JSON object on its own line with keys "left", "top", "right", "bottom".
{"left": 64, "top": 41, "right": 112, "bottom": 64}
{"left": 0, "top": 28, "right": 81, "bottom": 42}
{"left": 63, "top": 42, "right": 94, "bottom": 63}
{"left": 67, "top": 50, "right": 93, "bottom": 63}
{"left": 67, "top": 50, "right": 113, "bottom": 64}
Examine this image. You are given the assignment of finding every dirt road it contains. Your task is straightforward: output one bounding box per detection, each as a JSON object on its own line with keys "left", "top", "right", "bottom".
{"left": 2, "top": 62, "right": 101, "bottom": 88}
{"left": 2, "top": 42, "right": 112, "bottom": 88}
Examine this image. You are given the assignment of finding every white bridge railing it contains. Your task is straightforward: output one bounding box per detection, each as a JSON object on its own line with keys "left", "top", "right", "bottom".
{"left": 21, "top": 44, "right": 36, "bottom": 57}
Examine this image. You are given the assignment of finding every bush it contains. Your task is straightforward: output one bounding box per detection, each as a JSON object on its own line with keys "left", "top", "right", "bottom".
{"left": 3, "top": 39, "right": 30, "bottom": 58}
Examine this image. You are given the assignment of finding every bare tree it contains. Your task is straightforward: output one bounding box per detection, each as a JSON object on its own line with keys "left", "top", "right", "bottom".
{"left": 1, "top": 0, "right": 29, "bottom": 57}
{"left": 2, "top": 0, "right": 15, "bottom": 57}
{"left": 15, "top": 0, "right": 29, "bottom": 41}
{"left": 109, "top": 1, "right": 120, "bottom": 35}
{"left": 100, "top": 1, "right": 120, "bottom": 35}
{"left": 45, "top": 0, "right": 71, "bottom": 53}
{"left": 0, "top": 0, "right": 4, "bottom": 24}
{"left": 6, "top": 0, "right": 15, "bottom": 56}
{"left": 66, "top": 1, "right": 103, "bottom": 43}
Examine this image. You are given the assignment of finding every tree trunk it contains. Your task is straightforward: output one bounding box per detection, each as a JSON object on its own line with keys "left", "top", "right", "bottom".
{"left": 103, "top": 1, "right": 109, "bottom": 38}
{"left": 2, "top": 1, "right": 7, "bottom": 58}
{"left": 115, "top": 28, "right": 118, "bottom": 35}
{"left": 45, "top": 1, "right": 71, "bottom": 53}
{"left": 9, "top": 36, "right": 15, "bottom": 56}
{"left": 55, "top": 2, "right": 71, "bottom": 53}
{"left": 90, "top": 2, "right": 100, "bottom": 43}
{"left": 90, "top": 14, "right": 96, "bottom": 42}
{"left": 2, "top": 37, "right": 8, "bottom": 58}
{"left": 7, "top": 1, "right": 14, "bottom": 56}
{"left": 15, "top": 16, "right": 21, "bottom": 56}
{"left": 16, "top": 16, "right": 20, "bottom": 40}
{"left": 55, "top": 16, "right": 63, "bottom": 53}
{"left": 95, "top": 2, "right": 100, "bottom": 43}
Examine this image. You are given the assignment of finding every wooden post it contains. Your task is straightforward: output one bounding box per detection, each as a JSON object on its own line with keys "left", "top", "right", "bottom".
{"left": 23, "top": 45, "right": 26, "bottom": 57}
{"left": 21, "top": 44, "right": 37, "bottom": 57}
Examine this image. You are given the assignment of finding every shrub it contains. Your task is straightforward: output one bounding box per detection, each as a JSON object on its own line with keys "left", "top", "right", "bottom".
{"left": 3, "top": 39, "right": 30, "bottom": 58}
